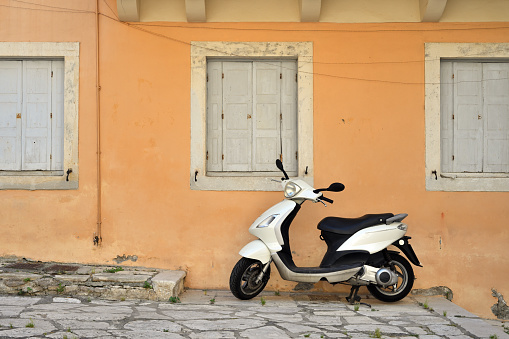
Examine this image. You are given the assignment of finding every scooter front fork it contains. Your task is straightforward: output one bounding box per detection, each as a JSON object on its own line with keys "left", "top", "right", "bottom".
{"left": 255, "top": 259, "right": 272, "bottom": 284}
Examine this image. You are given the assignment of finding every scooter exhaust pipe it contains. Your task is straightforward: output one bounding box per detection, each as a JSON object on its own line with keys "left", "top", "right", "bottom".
{"left": 375, "top": 268, "right": 399, "bottom": 287}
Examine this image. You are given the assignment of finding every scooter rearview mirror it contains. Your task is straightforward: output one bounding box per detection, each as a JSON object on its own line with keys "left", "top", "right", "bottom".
{"left": 328, "top": 183, "right": 345, "bottom": 192}
{"left": 275, "top": 159, "right": 289, "bottom": 180}
{"left": 276, "top": 159, "right": 284, "bottom": 171}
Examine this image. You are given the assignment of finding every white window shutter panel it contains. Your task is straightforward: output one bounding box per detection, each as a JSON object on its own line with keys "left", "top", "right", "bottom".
{"left": 222, "top": 62, "right": 252, "bottom": 171}
{"left": 0, "top": 61, "right": 22, "bottom": 170}
{"left": 482, "top": 63, "right": 509, "bottom": 173}
{"left": 22, "top": 60, "right": 52, "bottom": 171}
{"left": 281, "top": 61, "right": 298, "bottom": 173}
{"left": 440, "top": 61, "right": 454, "bottom": 173}
{"left": 206, "top": 61, "right": 223, "bottom": 172}
{"left": 452, "top": 62, "right": 483, "bottom": 173}
{"left": 252, "top": 62, "right": 281, "bottom": 171}
{"left": 51, "top": 60, "right": 64, "bottom": 171}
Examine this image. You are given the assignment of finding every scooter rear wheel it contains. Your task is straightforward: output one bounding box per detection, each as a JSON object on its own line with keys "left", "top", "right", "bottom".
{"left": 367, "top": 253, "right": 414, "bottom": 302}
{"left": 230, "top": 258, "right": 270, "bottom": 300}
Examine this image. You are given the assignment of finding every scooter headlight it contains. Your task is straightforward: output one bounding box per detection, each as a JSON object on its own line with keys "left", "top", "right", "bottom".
{"left": 284, "top": 182, "right": 301, "bottom": 198}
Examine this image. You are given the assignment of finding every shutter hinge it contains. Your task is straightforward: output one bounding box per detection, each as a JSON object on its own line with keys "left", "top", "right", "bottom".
{"left": 51, "top": 71, "right": 53, "bottom": 78}
{"left": 50, "top": 154, "right": 52, "bottom": 160}
{"left": 280, "top": 154, "right": 283, "bottom": 161}
{"left": 452, "top": 73, "right": 454, "bottom": 79}
{"left": 295, "top": 73, "right": 298, "bottom": 82}
{"left": 16, "top": 113, "right": 21, "bottom": 119}
{"left": 206, "top": 74, "right": 208, "bottom": 82}
{"left": 280, "top": 113, "right": 282, "bottom": 120}
{"left": 222, "top": 73, "right": 224, "bottom": 79}
{"left": 222, "top": 154, "right": 224, "bottom": 160}
{"left": 295, "top": 151, "right": 298, "bottom": 159}
{"left": 452, "top": 114, "right": 454, "bottom": 120}
{"left": 452, "top": 155, "right": 455, "bottom": 161}
{"left": 280, "top": 73, "right": 282, "bottom": 79}
{"left": 221, "top": 113, "right": 224, "bottom": 119}
{"left": 50, "top": 112, "right": 53, "bottom": 119}
{"left": 206, "top": 151, "right": 209, "bottom": 160}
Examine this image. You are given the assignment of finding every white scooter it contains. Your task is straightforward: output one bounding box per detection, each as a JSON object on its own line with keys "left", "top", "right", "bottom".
{"left": 230, "top": 159, "right": 421, "bottom": 304}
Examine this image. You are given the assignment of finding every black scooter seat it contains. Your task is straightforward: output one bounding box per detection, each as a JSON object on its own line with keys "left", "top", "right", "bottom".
{"left": 317, "top": 213, "right": 394, "bottom": 235}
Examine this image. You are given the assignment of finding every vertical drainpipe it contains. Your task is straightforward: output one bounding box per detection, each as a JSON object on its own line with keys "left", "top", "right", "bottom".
{"left": 94, "top": 0, "right": 103, "bottom": 246}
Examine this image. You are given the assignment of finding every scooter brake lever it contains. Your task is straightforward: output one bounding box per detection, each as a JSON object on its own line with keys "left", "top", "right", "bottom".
{"left": 318, "top": 199, "right": 327, "bottom": 207}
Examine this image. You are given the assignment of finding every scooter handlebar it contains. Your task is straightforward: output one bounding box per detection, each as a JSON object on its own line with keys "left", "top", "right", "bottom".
{"left": 320, "top": 196, "right": 334, "bottom": 204}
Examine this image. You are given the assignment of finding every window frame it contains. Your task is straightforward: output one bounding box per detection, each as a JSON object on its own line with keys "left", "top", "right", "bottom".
{"left": 190, "top": 41, "right": 313, "bottom": 191}
{"left": 0, "top": 42, "right": 79, "bottom": 190}
{"left": 425, "top": 42, "right": 509, "bottom": 191}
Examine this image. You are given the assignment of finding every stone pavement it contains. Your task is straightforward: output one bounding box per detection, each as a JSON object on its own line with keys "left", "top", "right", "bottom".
{"left": 1, "top": 290, "right": 508, "bottom": 339}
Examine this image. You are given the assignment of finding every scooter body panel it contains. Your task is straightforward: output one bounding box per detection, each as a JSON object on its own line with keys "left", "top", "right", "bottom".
{"left": 249, "top": 199, "right": 297, "bottom": 253}
{"left": 337, "top": 223, "right": 407, "bottom": 254}
{"left": 239, "top": 240, "right": 271, "bottom": 264}
{"left": 272, "top": 254, "right": 362, "bottom": 283}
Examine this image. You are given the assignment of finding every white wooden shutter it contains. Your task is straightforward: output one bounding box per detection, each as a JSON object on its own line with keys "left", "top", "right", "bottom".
{"left": 0, "top": 61, "right": 22, "bottom": 170}
{"left": 22, "top": 60, "right": 52, "bottom": 171}
{"left": 222, "top": 62, "right": 252, "bottom": 171}
{"left": 51, "top": 60, "right": 64, "bottom": 171}
{"left": 281, "top": 61, "right": 298, "bottom": 173}
{"left": 207, "top": 61, "right": 223, "bottom": 172}
{"left": 482, "top": 63, "right": 509, "bottom": 173}
{"left": 252, "top": 62, "right": 281, "bottom": 171}
{"left": 452, "top": 62, "right": 483, "bottom": 173}
{"left": 440, "top": 62, "right": 454, "bottom": 172}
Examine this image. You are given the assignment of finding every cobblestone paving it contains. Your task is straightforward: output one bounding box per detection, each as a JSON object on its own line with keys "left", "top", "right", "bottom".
{"left": 1, "top": 290, "right": 508, "bottom": 339}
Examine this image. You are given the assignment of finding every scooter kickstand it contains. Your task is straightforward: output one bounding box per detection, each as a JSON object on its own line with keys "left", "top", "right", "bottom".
{"left": 346, "top": 286, "right": 371, "bottom": 308}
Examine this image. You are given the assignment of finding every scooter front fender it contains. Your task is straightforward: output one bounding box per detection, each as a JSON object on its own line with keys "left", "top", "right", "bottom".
{"left": 239, "top": 240, "right": 271, "bottom": 264}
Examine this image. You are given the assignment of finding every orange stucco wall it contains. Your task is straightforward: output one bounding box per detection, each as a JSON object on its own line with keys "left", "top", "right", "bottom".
{"left": 1, "top": 1, "right": 508, "bottom": 319}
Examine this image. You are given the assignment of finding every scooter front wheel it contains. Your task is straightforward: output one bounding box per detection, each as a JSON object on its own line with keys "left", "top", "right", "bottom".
{"left": 229, "top": 258, "right": 270, "bottom": 300}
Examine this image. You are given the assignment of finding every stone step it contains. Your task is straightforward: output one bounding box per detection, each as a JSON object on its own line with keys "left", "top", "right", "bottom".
{"left": 0, "top": 259, "right": 186, "bottom": 302}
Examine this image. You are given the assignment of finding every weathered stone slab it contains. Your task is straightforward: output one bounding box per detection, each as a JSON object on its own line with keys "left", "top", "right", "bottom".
{"left": 55, "top": 274, "right": 90, "bottom": 282}
{"left": 305, "top": 314, "right": 342, "bottom": 325}
{"left": 161, "top": 310, "right": 231, "bottom": 320}
{"left": 0, "top": 295, "right": 41, "bottom": 306}
{"left": 0, "top": 306, "right": 24, "bottom": 317}
{"left": 55, "top": 319, "right": 112, "bottom": 330}
{"left": 178, "top": 318, "right": 266, "bottom": 331}
{"left": 116, "top": 270, "right": 158, "bottom": 275}
{"left": 152, "top": 270, "right": 186, "bottom": 300}
{"left": 111, "top": 330, "right": 185, "bottom": 338}
{"left": 92, "top": 273, "right": 152, "bottom": 283}
{"left": 124, "top": 320, "right": 182, "bottom": 332}
{"left": 53, "top": 297, "right": 81, "bottom": 304}
{"left": 277, "top": 322, "right": 322, "bottom": 333}
{"left": 343, "top": 324, "right": 407, "bottom": 334}
{"left": 240, "top": 326, "right": 291, "bottom": 339}
{"left": 343, "top": 316, "right": 382, "bottom": 324}
{"left": 0, "top": 273, "right": 43, "bottom": 280}
{"left": 256, "top": 312, "right": 303, "bottom": 323}
{"left": 189, "top": 331, "right": 236, "bottom": 338}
